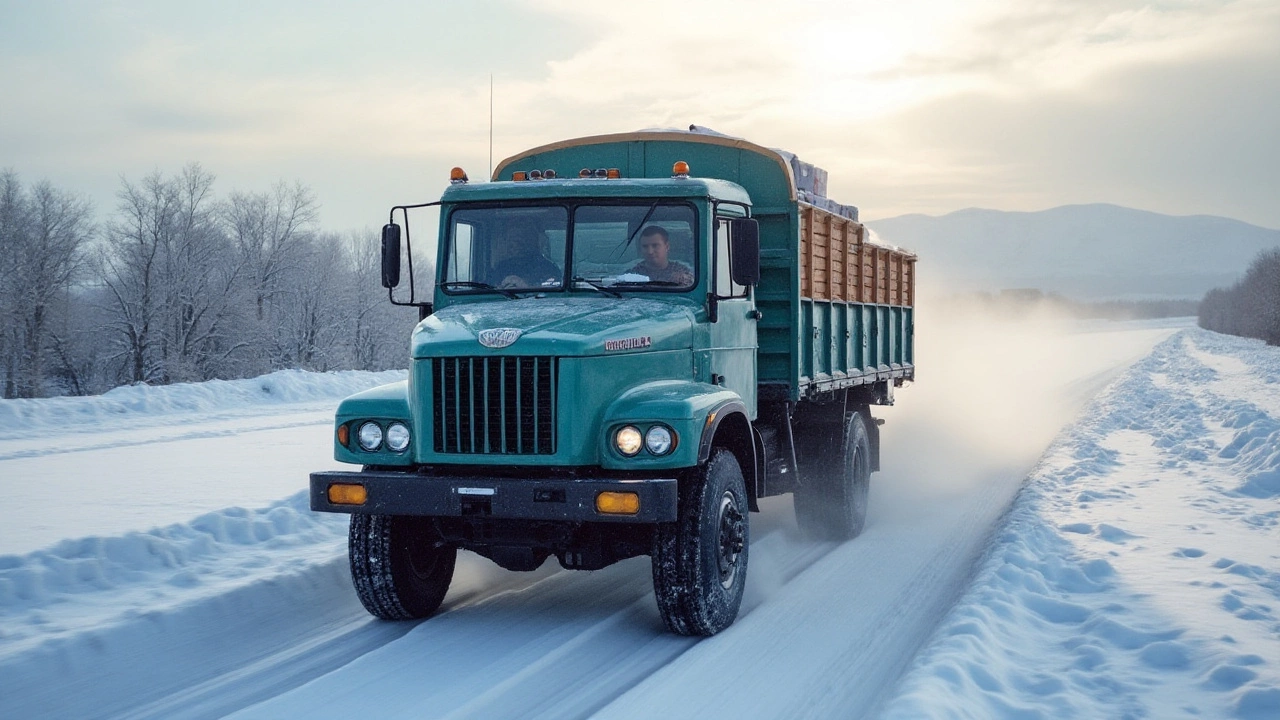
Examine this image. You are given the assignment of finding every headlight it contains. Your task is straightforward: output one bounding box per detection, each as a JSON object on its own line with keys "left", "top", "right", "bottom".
{"left": 645, "top": 425, "right": 674, "bottom": 455}
{"left": 385, "top": 422, "right": 411, "bottom": 453}
{"left": 615, "top": 425, "right": 643, "bottom": 456}
{"left": 357, "top": 422, "right": 383, "bottom": 451}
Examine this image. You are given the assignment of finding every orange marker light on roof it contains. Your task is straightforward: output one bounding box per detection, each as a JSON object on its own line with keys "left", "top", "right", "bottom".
{"left": 606, "top": 168, "right": 621, "bottom": 179}
{"left": 512, "top": 171, "right": 527, "bottom": 181}
{"left": 672, "top": 161, "right": 690, "bottom": 177}
{"left": 450, "top": 167, "right": 468, "bottom": 184}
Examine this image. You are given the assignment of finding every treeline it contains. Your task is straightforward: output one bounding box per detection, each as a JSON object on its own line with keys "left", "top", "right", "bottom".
{"left": 1198, "top": 249, "right": 1280, "bottom": 345}
{"left": 0, "top": 165, "right": 419, "bottom": 399}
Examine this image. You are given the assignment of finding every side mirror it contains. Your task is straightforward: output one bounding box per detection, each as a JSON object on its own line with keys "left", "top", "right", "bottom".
{"left": 729, "top": 218, "right": 760, "bottom": 287}
{"left": 381, "top": 223, "right": 402, "bottom": 288}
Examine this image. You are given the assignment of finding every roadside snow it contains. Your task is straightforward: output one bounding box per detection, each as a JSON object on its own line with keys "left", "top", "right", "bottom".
{"left": 879, "top": 329, "right": 1280, "bottom": 719}
{"left": 0, "top": 368, "right": 405, "bottom": 438}
{"left": 0, "top": 369, "right": 404, "bottom": 555}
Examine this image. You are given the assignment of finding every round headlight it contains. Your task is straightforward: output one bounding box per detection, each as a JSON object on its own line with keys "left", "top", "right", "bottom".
{"left": 615, "top": 425, "right": 643, "bottom": 456}
{"left": 645, "top": 425, "right": 674, "bottom": 455}
{"left": 357, "top": 422, "right": 383, "bottom": 451}
{"left": 385, "top": 422, "right": 411, "bottom": 452}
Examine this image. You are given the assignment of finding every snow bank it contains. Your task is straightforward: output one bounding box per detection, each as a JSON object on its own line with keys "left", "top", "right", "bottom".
{"left": 0, "top": 490, "right": 348, "bottom": 652}
{"left": 0, "top": 369, "right": 405, "bottom": 437}
{"left": 880, "top": 329, "right": 1280, "bottom": 719}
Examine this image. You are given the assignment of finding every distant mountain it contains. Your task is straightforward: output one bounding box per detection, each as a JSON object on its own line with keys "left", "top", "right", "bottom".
{"left": 866, "top": 204, "right": 1280, "bottom": 300}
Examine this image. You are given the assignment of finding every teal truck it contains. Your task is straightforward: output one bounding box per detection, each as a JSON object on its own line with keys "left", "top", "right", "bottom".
{"left": 310, "top": 128, "right": 916, "bottom": 635}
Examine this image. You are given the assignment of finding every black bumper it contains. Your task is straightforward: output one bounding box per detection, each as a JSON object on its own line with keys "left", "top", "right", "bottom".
{"left": 310, "top": 470, "right": 678, "bottom": 523}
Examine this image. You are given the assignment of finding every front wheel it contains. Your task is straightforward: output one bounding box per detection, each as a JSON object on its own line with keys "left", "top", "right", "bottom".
{"left": 349, "top": 514, "right": 457, "bottom": 620}
{"left": 651, "top": 449, "right": 750, "bottom": 636}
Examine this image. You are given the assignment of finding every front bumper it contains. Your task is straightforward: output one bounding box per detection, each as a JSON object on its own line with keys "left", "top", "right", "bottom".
{"left": 310, "top": 470, "right": 678, "bottom": 523}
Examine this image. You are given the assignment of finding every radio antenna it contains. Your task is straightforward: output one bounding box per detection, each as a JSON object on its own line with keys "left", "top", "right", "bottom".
{"left": 488, "top": 74, "right": 494, "bottom": 179}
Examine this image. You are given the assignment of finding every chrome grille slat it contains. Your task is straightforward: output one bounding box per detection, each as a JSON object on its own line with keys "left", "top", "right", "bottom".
{"left": 433, "top": 356, "right": 557, "bottom": 455}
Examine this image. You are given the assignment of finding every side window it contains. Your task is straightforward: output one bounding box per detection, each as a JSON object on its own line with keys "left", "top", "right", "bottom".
{"left": 448, "top": 220, "right": 476, "bottom": 283}
{"left": 715, "top": 218, "right": 746, "bottom": 298}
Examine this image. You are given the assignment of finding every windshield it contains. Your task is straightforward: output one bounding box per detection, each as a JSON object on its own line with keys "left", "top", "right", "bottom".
{"left": 443, "top": 202, "right": 697, "bottom": 293}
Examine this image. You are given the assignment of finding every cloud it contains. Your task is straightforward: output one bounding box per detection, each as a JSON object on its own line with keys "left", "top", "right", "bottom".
{"left": 1, "top": 0, "right": 1276, "bottom": 230}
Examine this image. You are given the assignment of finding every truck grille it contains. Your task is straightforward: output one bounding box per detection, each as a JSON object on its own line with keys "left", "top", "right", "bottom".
{"left": 432, "top": 357, "right": 558, "bottom": 454}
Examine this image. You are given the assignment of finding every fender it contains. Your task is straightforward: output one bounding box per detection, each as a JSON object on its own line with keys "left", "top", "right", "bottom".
{"left": 697, "top": 399, "right": 759, "bottom": 510}
{"left": 333, "top": 380, "right": 414, "bottom": 466}
{"left": 600, "top": 380, "right": 741, "bottom": 471}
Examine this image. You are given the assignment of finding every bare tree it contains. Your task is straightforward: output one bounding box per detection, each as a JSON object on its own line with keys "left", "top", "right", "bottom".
{"left": 99, "top": 164, "right": 239, "bottom": 384}
{"left": 0, "top": 170, "right": 29, "bottom": 396}
{"left": 0, "top": 172, "right": 94, "bottom": 397}
{"left": 1199, "top": 248, "right": 1280, "bottom": 346}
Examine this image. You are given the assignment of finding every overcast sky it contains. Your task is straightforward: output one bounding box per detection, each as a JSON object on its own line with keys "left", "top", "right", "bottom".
{"left": 2, "top": 0, "right": 1277, "bottom": 230}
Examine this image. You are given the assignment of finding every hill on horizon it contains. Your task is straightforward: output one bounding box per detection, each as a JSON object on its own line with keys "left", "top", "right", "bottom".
{"left": 866, "top": 204, "right": 1280, "bottom": 301}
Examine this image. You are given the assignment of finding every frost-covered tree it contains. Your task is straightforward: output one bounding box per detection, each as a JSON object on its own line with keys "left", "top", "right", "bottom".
{"left": 0, "top": 171, "right": 94, "bottom": 398}
{"left": 1199, "top": 248, "right": 1280, "bottom": 346}
{"left": 219, "top": 180, "right": 319, "bottom": 372}
{"left": 99, "top": 164, "right": 241, "bottom": 384}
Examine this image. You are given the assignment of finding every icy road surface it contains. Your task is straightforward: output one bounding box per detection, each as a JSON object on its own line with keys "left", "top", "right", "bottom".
{"left": 6, "top": 319, "right": 1249, "bottom": 719}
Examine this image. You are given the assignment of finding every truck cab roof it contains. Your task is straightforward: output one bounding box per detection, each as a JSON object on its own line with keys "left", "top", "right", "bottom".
{"left": 440, "top": 176, "right": 752, "bottom": 207}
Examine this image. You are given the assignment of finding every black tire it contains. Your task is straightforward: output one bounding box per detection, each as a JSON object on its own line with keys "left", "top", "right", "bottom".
{"left": 651, "top": 449, "right": 750, "bottom": 636}
{"left": 349, "top": 514, "right": 457, "bottom": 620}
{"left": 794, "top": 409, "right": 872, "bottom": 541}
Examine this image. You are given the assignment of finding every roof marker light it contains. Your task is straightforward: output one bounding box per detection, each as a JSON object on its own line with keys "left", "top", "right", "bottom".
{"left": 594, "top": 168, "right": 607, "bottom": 178}
{"left": 579, "top": 168, "right": 592, "bottom": 178}
{"left": 672, "top": 161, "right": 690, "bottom": 177}
{"left": 606, "top": 168, "right": 621, "bottom": 179}
{"left": 450, "top": 167, "right": 469, "bottom": 184}
{"left": 544, "top": 169, "right": 557, "bottom": 179}
{"left": 512, "top": 171, "right": 528, "bottom": 181}
{"left": 529, "top": 169, "right": 543, "bottom": 180}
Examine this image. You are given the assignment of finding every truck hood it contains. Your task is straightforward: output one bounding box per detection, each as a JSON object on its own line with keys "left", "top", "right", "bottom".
{"left": 411, "top": 297, "right": 696, "bottom": 358}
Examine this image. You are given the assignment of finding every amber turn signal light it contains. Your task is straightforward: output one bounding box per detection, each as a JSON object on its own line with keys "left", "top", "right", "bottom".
{"left": 596, "top": 491, "right": 640, "bottom": 515}
{"left": 328, "top": 483, "right": 367, "bottom": 505}
{"left": 336, "top": 423, "right": 349, "bottom": 447}
{"left": 672, "top": 161, "right": 690, "bottom": 177}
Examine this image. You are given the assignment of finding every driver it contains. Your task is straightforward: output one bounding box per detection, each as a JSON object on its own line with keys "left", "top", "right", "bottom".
{"left": 490, "top": 225, "right": 561, "bottom": 288}
{"left": 628, "top": 226, "right": 693, "bottom": 285}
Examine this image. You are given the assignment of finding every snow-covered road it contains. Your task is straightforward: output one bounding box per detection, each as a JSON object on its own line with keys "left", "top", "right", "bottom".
{"left": 11, "top": 319, "right": 1274, "bottom": 720}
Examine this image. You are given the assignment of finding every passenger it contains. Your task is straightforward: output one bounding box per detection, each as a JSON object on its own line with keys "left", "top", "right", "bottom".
{"left": 491, "top": 225, "right": 561, "bottom": 288}
{"left": 628, "top": 226, "right": 693, "bottom": 286}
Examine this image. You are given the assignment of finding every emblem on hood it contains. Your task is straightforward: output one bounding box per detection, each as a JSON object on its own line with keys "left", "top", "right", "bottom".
{"left": 478, "top": 328, "right": 523, "bottom": 349}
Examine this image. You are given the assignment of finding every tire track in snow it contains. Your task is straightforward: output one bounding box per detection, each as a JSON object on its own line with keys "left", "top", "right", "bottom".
{"left": 226, "top": 502, "right": 838, "bottom": 720}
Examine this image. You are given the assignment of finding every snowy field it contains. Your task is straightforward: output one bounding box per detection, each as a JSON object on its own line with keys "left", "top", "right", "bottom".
{"left": 2, "top": 320, "right": 1278, "bottom": 719}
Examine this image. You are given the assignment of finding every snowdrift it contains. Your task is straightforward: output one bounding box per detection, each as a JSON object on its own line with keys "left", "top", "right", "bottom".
{"left": 0, "top": 369, "right": 406, "bottom": 436}
{"left": 881, "top": 329, "right": 1280, "bottom": 719}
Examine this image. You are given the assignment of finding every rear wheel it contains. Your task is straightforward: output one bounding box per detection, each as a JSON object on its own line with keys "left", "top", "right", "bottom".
{"left": 652, "top": 449, "right": 749, "bottom": 636}
{"left": 349, "top": 514, "right": 457, "bottom": 620}
{"left": 794, "top": 409, "right": 872, "bottom": 541}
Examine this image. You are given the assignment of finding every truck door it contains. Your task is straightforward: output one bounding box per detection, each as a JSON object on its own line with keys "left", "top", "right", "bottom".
{"left": 709, "top": 216, "right": 758, "bottom": 418}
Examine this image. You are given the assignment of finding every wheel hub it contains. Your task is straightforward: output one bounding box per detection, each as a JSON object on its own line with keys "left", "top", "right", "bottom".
{"left": 717, "top": 492, "right": 746, "bottom": 589}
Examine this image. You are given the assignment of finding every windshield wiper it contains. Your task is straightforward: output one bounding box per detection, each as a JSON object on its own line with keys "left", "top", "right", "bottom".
{"left": 609, "top": 201, "right": 660, "bottom": 261}
{"left": 572, "top": 276, "right": 623, "bottom": 298}
{"left": 439, "top": 280, "right": 520, "bottom": 299}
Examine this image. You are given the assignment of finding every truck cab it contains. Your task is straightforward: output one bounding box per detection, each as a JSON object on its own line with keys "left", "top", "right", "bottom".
{"left": 310, "top": 129, "right": 915, "bottom": 635}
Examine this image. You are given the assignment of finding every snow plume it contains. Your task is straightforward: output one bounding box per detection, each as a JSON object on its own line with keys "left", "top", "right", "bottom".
{"left": 871, "top": 288, "right": 1177, "bottom": 526}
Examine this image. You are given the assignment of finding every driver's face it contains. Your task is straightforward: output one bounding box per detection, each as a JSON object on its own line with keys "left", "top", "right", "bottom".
{"left": 639, "top": 234, "right": 669, "bottom": 269}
